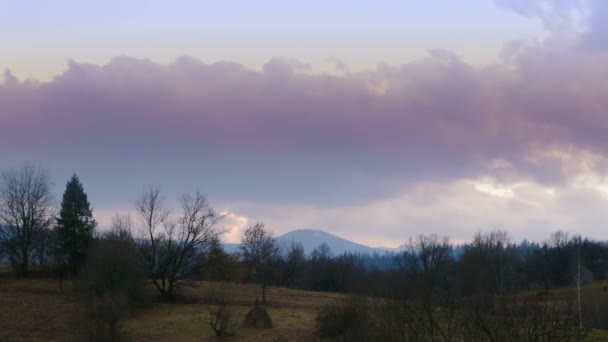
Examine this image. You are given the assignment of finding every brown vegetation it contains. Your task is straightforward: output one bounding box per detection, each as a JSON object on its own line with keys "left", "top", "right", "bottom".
{"left": 3, "top": 273, "right": 608, "bottom": 341}
{"left": 0, "top": 274, "right": 343, "bottom": 341}
{"left": 0, "top": 276, "right": 83, "bottom": 341}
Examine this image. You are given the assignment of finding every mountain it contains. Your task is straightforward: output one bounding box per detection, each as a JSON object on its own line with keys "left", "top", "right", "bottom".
{"left": 275, "top": 229, "right": 392, "bottom": 256}
{"left": 222, "top": 229, "right": 395, "bottom": 256}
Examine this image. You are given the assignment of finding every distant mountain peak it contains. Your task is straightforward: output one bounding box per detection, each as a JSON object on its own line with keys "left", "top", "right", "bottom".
{"left": 275, "top": 228, "right": 389, "bottom": 255}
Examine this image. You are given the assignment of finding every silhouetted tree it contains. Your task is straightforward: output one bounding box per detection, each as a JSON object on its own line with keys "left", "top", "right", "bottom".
{"left": 136, "top": 186, "right": 224, "bottom": 298}
{"left": 401, "top": 234, "right": 452, "bottom": 288}
{"left": 400, "top": 234, "right": 454, "bottom": 339}
{"left": 202, "top": 236, "right": 243, "bottom": 282}
{"left": 239, "top": 222, "right": 279, "bottom": 304}
{"left": 459, "top": 230, "right": 518, "bottom": 295}
{"left": 0, "top": 165, "right": 54, "bottom": 275}
{"left": 54, "top": 174, "right": 97, "bottom": 285}
{"left": 310, "top": 242, "right": 332, "bottom": 291}
{"left": 280, "top": 240, "right": 305, "bottom": 287}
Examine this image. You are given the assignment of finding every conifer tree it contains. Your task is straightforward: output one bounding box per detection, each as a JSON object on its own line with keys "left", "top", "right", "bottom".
{"left": 55, "top": 174, "right": 97, "bottom": 276}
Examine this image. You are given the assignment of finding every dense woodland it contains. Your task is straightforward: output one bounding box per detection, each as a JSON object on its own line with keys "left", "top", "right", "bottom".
{"left": 1, "top": 164, "right": 607, "bottom": 341}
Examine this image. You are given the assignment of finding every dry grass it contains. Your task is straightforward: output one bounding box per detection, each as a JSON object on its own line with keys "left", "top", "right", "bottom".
{"left": 123, "top": 281, "right": 345, "bottom": 341}
{"left": 0, "top": 274, "right": 344, "bottom": 341}
{"left": 179, "top": 281, "right": 346, "bottom": 309}
{"left": 124, "top": 304, "right": 319, "bottom": 341}
{"left": 0, "top": 275, "right": 83, "bottom": 341}
{"left": 1, "top": 272, "right": 607, "bottom": 341}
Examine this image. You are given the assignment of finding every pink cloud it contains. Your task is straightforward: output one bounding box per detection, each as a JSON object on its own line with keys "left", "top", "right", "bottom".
{"left": 2, "top": 42, "right": 608, "bottom": 206}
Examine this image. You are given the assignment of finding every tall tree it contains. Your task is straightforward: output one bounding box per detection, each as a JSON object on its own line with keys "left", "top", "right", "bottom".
{"left": 55, "top": 174, "right": 97, "bottom": 277}
{"left": 0, "top": 165, "right": 54, "bottom": 275}
{"left": 239, "top": 223, "right": 279, "bottom": 304}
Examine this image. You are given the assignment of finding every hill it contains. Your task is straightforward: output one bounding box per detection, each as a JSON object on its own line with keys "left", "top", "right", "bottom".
{"left": 275, "top": 229, "right": 391, "bottom": 256}
{"left": 223, "top": 229, "right": 394, "bottom": 256}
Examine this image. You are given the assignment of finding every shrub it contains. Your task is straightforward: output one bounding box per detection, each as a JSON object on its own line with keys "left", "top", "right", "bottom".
{"left": 80, "top": 226, "right": 145, "bottom": 340}
{"left": 209, "top": 303, "right": 234, "bottom": 337}
{"left": 464, "top": 295, "right": 587, "bottom": 342}
{"left": 84, "top": 293, "right": 130, "bottom": 341}
{"left": 206, "top": 286, "right": 236, "bottom": 337}
{"left": 315, "top": 296, "right": 373, "bottom": 341}
{"left": 581, "top": 290, "right": 608, "bottom": 330}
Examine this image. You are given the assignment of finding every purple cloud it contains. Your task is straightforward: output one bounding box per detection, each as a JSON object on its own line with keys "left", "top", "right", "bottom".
{"left": 2, "top": 40, "right": 608, "bottom": 207}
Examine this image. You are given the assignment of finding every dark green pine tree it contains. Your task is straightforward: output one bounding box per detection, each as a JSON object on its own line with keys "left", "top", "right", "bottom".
{"left": 55, "top": 174, "right": 97, "bottom": 275}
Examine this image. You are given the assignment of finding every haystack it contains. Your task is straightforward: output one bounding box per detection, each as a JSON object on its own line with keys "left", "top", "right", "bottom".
{"left": 243, "top": 298, "right": 273, "bottom": 329}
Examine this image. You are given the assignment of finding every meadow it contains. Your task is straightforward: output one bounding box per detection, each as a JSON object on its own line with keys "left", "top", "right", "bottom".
{"left": 0, "top": 273, "right": 345, "bottom": 341}
{"left": 3, "top": 271, "right": 608, "bottom": 341}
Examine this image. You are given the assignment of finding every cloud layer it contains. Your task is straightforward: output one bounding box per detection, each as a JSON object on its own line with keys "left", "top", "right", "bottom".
{"left": 3, "top": 47, "right": 608, "bottom": 191}
{"left": 3, "top": 2, "right": 608, "bottom": 244}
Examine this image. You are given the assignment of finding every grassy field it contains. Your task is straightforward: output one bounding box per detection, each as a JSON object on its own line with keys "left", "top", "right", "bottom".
{"left": 0, "top": 275, "right": 344, "bottom": 341}
{"left": 1, "top": 273, "right": 608, "bottom": 341}
{"left": 123, "top": 282, "right": 345, "bottom": 341}
{"left": 0, "top": 276, "right": 83, "bottom": 341}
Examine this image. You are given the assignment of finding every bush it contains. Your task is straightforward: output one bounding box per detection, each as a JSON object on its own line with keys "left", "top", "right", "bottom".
{"left": 581, "top": 290, "right": 608, "bottom": 330}
{"left": 206, "top": 287, "right": 236, "bottom": 337}
{"left": 80, "top": 226, "right": 145, "bottom": 341}
{"left": 84, "top": 293, "right": 130, "bottom": 341}
{"left": 373, "top": 299, "right": 423, "bottom": 342}
{"left": 464, "top": 295, "right": 587, "bottom": 342}
{"left": 209, "top": 303, "right": 234, "bottom": 337}
{"left": 315, "top": 296, "right": 373, "bottom": 341}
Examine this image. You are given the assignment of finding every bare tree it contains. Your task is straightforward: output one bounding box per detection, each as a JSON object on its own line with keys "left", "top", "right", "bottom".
{"left": 472, "top": 230, "right": 515, "bottom": 295}
{"left": 0, "top": 165, "right": 54, "bottom": 275}
{"left": 400, "top": 234, "right": 453, "bottom": 341}
{"left": 313, "top": 242, "right": 331, "bottom": 261}
{"left": 402, "top": 234, "right": 452, "bottom": 286}
{"left": 310, "top": 242, "right": 333, "bottom": 291}
{"left": 548, "top": 230, "right": 571, "bottom": 249}
{"left": 570, "top": 235, "right": 584, "bottom": 329}
{"left": 136, "top": 186, "right": 224, "bottom": 298}
{"left": 280, "top": 240, "right": 305, "bottom": 287}
{"left": 239, "top": 222, "right": 279, "bottom": 304}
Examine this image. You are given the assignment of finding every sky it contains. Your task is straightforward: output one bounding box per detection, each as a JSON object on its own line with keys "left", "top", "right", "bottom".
{"left": 2, "top": 0, "right": 608, "bottom": 247}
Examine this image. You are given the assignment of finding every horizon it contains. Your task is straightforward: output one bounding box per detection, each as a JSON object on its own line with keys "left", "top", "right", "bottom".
{"left": 4, "top": 1, "right": 608, "bottom": 248}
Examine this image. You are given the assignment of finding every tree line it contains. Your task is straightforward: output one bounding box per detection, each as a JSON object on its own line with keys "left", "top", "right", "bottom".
{"left": 1, "top": 164, "right": 607, "bottom": 301}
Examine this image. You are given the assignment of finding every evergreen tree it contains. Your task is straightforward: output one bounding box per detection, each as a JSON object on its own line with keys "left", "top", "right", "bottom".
{"left": 55, "top": 174, "right": 97, "bottom": 275}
